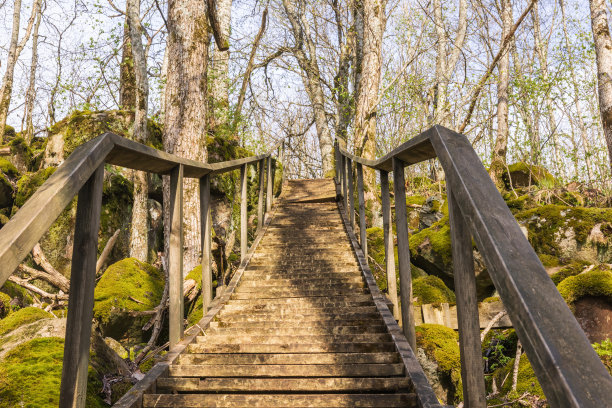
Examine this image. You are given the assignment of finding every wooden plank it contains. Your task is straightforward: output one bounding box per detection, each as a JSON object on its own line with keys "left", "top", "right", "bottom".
{"left": 169, "top": 363, "right": 405, "bottom": 377}
{"left": 199, "top": 175, "right": 212, "bottom": 312}
{"left": 257, "top": 159, "right": 265, "bottom": 233}
{"left": 356, "top": 163, "right": 367, "bottom": 255}
{"left": 0, "top": 133, "right": 114, "bottom": 287}
{"left": 430, "top": 125, "right": 612, "bottom": 405}
{"left": 380, "top": 170, "right": 398, "bottom": 319}
{"left": 346, "top": 157, "right": 355, "bottom": 229}
{"left": 392, "top": 158, "right": 416, "bottom": 351}
{"left": 168, "top": 165, "right": 184, "bottom": 349}
{"left": 240, "top": 164, "right": 248, "bottom": 263}
{"left": 58, "top": 165, "right": 104, "bottom": 408}
{"left": 448, "top": 185, "right": 486, "bottom": 407}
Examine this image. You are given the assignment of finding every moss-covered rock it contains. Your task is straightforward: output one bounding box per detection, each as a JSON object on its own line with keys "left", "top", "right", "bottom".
{"left": 557, "top": 265, "right": 612, "bottom": 308}
{"left": 0, "top": 307, "right": 53, "bottom": 336}
{"left": 0, "top": 337, "right": 108, "bottom": 408}
{"left": 0, "top": 293, "right": 12, "bottom": 319}
{"left": 13, "top": 166, "right": 56, "bottom": 209}
{"left": 503, "top": 162, "right": 556, "bottom": 189}
{"left": 415, "top": 324, "right": 462, "bottom": 404}
{"left": 43, "top": 109, "right": 163, "bottom": 167}
{"left": 0, "top": 317, "right": 66, "bottom": 358}
{"left": 0, "top": 157, "right": 19, "bottom": 211}
{"left": 0, "top": 281, "right": 33, "bottom": 308}
{"left": 9, "top": 137, "right": 33, "bottom": 173}
{"left": 550, "top": 260, "right": 591, "bottom": 285}
{"left": 492, "top": 353, "right": 545, "bottom": 402}
{"left": 94, "top": 258, "right": 164, "bottom": 345}
{"left": 593, "top": 339, "right": 612, "bottom": 376}
{"left": 413, "top": 276, "right": 456, "bottom": 305}
{"left": 516, "top": 205, "right": 612, "bottom": 264}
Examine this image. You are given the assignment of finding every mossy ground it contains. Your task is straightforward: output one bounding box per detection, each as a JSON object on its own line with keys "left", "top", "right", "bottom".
{"left": 556, "top": 265, "right": 612, "bottom": 308}
{"left": 416, "top": 324, "right": 462, "bottom": 403}
{"left": 0, "top": 337, "right": 107, "bottom": 408}
{"left": 413, "top": 276, "right": 455, "bottom": 305}
{"left": 0, "top": 307, "right": 53, "bottom": 336}
{"left": 550, "top": 260, "right": 591, "bottom": 285}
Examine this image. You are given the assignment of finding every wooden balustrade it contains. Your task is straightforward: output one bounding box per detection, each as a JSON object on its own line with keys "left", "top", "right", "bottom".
{"left": 0, "top": 132, "right": 282, "bottom": 408}
{"left": 334, "top": 125, "right": 612, "bottom": 407}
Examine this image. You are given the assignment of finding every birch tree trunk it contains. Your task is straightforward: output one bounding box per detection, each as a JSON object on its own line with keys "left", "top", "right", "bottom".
{"left": 562, "top": 0, "right": 594, "bottom": 182}
{"left": 333, "top": 0, "right": 354, "bottom": 150}
{"left": 120, "top": 16, "right": 136, "bottom": 110}
{"left": 209, "top": 0, "right": 232, "bottom": 134}
{"left": 282, "top": 0, "right": 334, "bottom": 176}
{"left": 352, "top": 0, "right": 386, "bottom": 227}
{"left": 22, "top": 2, "right": 43, "bottom": 143}
{"left": 164, "top": 0, "right": 210, "bottom": 273}
{"left": 0, "top": 0, "right": 41, "bottom": 143}
{"left": 489, "top": 0, "right": 512, "bottom": 188}
{"left": 127, "top": 0, "right": 150, "bottom": 262}
{"left": 533, "top": 2, "right": 564, "bottom": 179}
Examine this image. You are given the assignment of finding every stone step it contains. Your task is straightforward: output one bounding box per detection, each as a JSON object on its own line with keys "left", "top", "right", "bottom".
{"left": 143, "top": 393, "right": 416, "bottom": 408}
{"left": 224, "top": 294, "right": 373, "bottom": 306}
{"left": 157, "top": 376, "right": 410, "bottom": 393}
{"left": 169, "top": 363, "right": 404, "bottom": 377}
{"left": 218, "top": 305, "right": 378, "bottom": 317}
{"left": 238, "top": 276, "right": 364, "bottom": 287}
{"left": 215, "top": 311, "right": 380, "bottom": 323}
{"left": 210, "top": 318, "right": 383, "bottom": 329}
{"left": 245, "top": 261, "right": 360, "bottom": 269}
{"left": 206, "top": 325, "right": 387, "bottom": 336}
{"left": 220, "top": 301, "right": 372, "bottom": 313}
{"left": 251, "top": 251, "right": 355, "bottom": 258}
{"left": 230, "top": 289, "right": 369, "bottom": 300}
{"left": 176, "top": 352, "right": 400, "bottom": 365}
{"left": 196, "top": 334, "right": 392, "bottom": 345}
{"left": 241, "top": 270, "right": 362, "bottom": 279}
{"left": 187, "top": 342, "right": 398, "bottom": 354}
{"left": 233, "top": 283, "right": 365, "bottom": 294}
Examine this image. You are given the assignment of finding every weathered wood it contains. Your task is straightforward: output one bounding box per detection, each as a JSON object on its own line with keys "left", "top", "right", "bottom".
{"left": 429, "top": 125, "right": 612, "bottom": 406}
{"left": 58, "top": 165, "right": 104, "bottom": 408}
{"left": 266, "top": 157, "right": 273, "bottom": 214}
{"left": 392, "top": 158, "right": 416, "bottom": 351}
{"left": 346, "top": 157, "right": 355, "bottom": 229}
{"left": 380, "top": 170, "right": 398, "bottom": 319}
{"left": 200, "top": 174, "right": 212, "bottom": 312}
{"left": 414, "top": 301, "right": 512, "bottom": 329}
{"left": 356, "top": 163, "right": 367, "bottom": 255}
{"left": 342, "top": 155, "right": 348, "bottom": 210}
{"left": 257, "top": 159, "right": 265, "bottom": 233}
{"left": 448, "top": 185, "right": 486, "bottom": 408}
{"left": 168, "top": 165, "right": 184, "bottom": 349}
{"left": 0, "top": 134, "right": 114, "bottom": 287}
{"left": 240, "top": 164, "right": 248, "bottom": 263}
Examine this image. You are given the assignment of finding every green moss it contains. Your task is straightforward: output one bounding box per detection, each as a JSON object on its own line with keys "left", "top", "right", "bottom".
{"left": 0, "top": 158, "right": 18, "bottom": 179}
{"left": 9, "top": 137, "right": 33, "bottom": 168}
{"left": 3, "top": 125, "right": 15, "bottom": 139}
{"left": 503, "top": 162, "right": 556, "bottom": 189}
{"left": 0, "top": 337, "right": 107, "bottom": 408}
{"left": 406, "top": 195, "right": 427, "bottom": 207}
{"left": 14, "top": 167, "right": 57, "bottom": 208}
{"left": 416, "top": 324, "right": 462, "bottom": 402}
{"left": 593, "top": 339, "right": 612, "bottom": 376}
{"left": 482, "top": 296, "right": 500, "bottom": 303}
{"left": 413, "top": 276, "right": 455, "bottom": 305}
{"left": 557, "top": 266, "right": 612, "bottom": 308}
{"left": 516, "top": 205, "right": 612, "bottom": 262}
{"left": 0, "top": 307, "right": 53, "bottom": 336}
{"left": 94, "top": 258, "right": 164, "bottom": 324}
{"left": 0, "top": 293, "right": 12, "bottom": 319}
{"left": 0, "top": 281, "right": 33, "bottom": 307}
{"left": 409, "top": 216, "right": 452, "bottom": 266}
{"left": 493, "top": 353, "right": 545, "bottom": 399}
{"left": 550, "top": 260, "right": 591, "bottom": 285}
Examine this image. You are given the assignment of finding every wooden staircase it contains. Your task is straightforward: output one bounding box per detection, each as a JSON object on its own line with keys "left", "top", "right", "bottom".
{"left": 142, "top": 179, "right": 419, "bottom": 407}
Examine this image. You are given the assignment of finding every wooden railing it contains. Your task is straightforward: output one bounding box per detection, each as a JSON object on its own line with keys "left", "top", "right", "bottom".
{"left": 335, "top": 125, "right": 612, "bottom": 407}
{"left": 0, "top": 132, "right": 282, "bottom": 408}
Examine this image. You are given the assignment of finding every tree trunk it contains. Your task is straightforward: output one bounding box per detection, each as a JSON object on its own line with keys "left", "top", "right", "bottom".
{"left": 209, "top": 0, "right": 232, "bottom": 134}
{"left": 127, "top": 0, "right": 150, "bottom": 262}
{"left": 352, "top": 0, "right": 386, "bottom": 227}
{"left": 0, "top": 0, "right": 41, "bottom": 143}
{"left": 590, "top": 0, "right": 612, "bottom": 176}
{"left": 533, "top": 2, "right": 564, "bottom": 180}
{"left": 562, "top": 0, "right": 594, "bottom": 182}
{"left": 333, "top": 0, "right": 354, "bottom": 150}
{"left": 489, "top": 0, "right": 512, "bottom": 188}
{"left": 164, "top": 0, "right": 210, "bottom": 273}
{"left": 22, "top": 3, "right": 43, "bottom": 143}
{"left": 120, "top": 15, "right": 137, "bottom": 110}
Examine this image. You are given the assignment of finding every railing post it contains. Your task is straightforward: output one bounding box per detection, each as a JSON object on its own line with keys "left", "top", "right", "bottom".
{"left": 271, "top": 159, "right": 277, "bottom": 198}
{"left": 339, "top": 154, "right": 345, "bottom": 197}
{"left": 240, "top": 163, "right": 248, "bottom": 263}
{"left": 168, "top": 165, "right": 184, "bottom": 349}
{"left": 342, "top": 156, "right": 348, "bottom": 210}
{"left": 392, "top": 158, "right": 416, "bottom": 350}
{"left": 58, "top": 165, "right": 104, "bottom": 408}
{"left": 266, "top": 157, "right": 273, "bottom": 215}
{"left": 257, "top": 159, "right": 265, "bottom": 232}
{"left": 334, "top": 142, "right": 340, "bottom": 184}
{"left": 199, "top": 174, "right": 212, "bottom": 312}
{"left": 346, "top": 157, "right": 355, "bottom": 229}
{"left": 448, "top": 184, "right": 487, "bottom": 407}
{"left": 380, "top": 170, "right": 398, "bottom": 319}
{"left": 356, "top": 163, "right": 367, "bottom": 255}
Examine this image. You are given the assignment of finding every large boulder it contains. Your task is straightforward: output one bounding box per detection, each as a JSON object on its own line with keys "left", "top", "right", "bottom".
{"left": 515, "top": 205, "right": 612, "bottom": 266}
{"left": 0, "top": 158, "right": 19, "bottom": 223}
{"left": 502, "top": 162, "right": 556, "bottom": 189}
{"left": 93, "top": 258, "right": 165, "bottom": 345}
